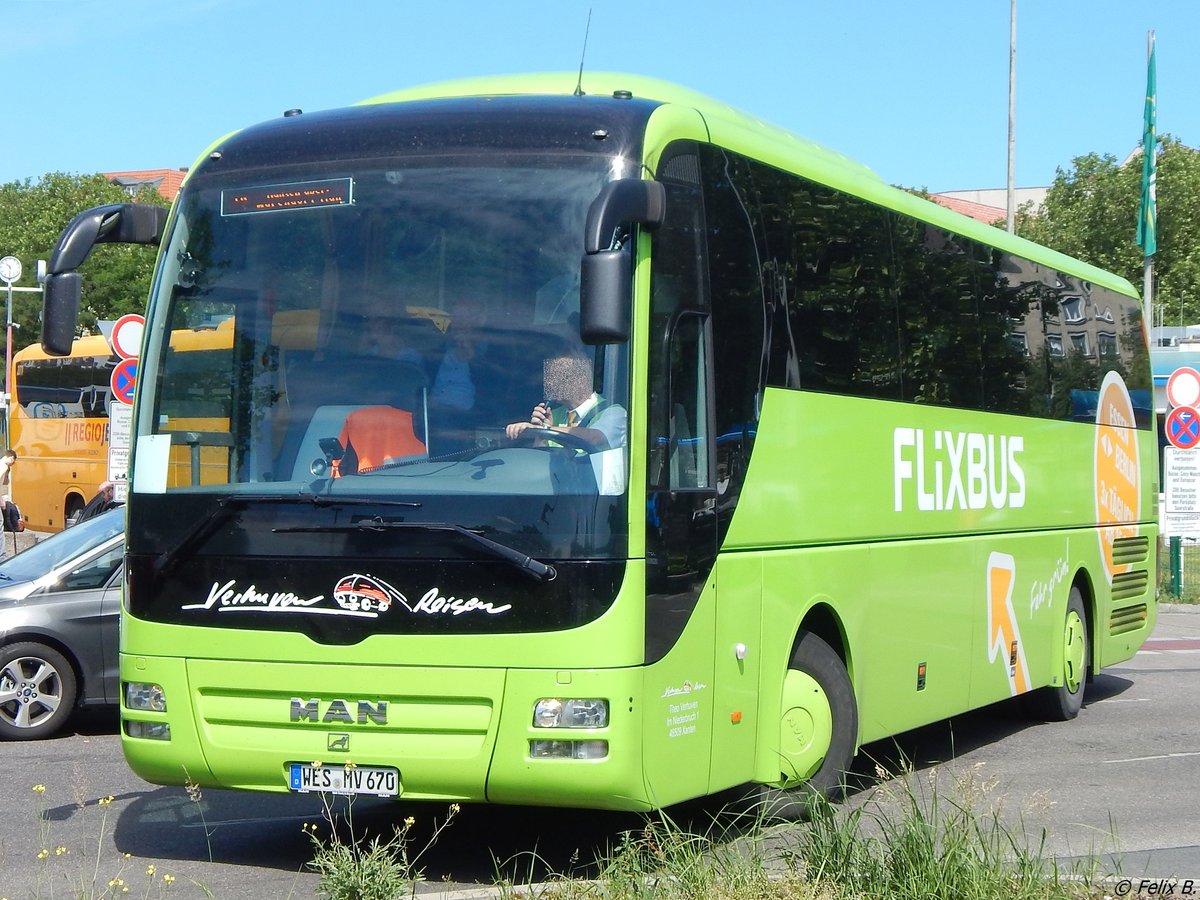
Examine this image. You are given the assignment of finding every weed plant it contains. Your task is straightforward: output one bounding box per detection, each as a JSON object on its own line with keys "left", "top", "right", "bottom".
{"left": 16, "top": 782, "right": 189, "bottom": 900}
{"left": 303, "top": 767, "right": 459, "bottom": 900}
{"left": 786, "top": 762, "right": 1105, "bottom": 900}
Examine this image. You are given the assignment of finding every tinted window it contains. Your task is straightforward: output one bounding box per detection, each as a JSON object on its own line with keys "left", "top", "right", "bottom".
{"left": 15, "top": 356, "right": 114, "bottom": 419}
{"left": 694, "top": 146, "right": 1150, "bottom": 427}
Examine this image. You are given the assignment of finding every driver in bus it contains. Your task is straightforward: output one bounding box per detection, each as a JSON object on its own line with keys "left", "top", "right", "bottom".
{"left": 505, "top": 345, "right": 626, "bottom": 451}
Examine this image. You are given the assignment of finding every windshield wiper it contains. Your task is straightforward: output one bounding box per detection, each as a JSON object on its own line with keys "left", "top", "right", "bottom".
{"left": 273, "top": 517, "right": 557, "bottom": 583}
{"left": 153, "top": 493, "right": 423, "bottom": 581}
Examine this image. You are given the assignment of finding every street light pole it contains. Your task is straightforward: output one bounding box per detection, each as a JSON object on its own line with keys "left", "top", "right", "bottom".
{"left": 0, "top": 256, "right": 45, "bottom": 446}
{"left": 0, "top": 256, "right": 22, "bottom": 421}
{"left": 1006, "top": 0, "right": 1017, "bottom": 233}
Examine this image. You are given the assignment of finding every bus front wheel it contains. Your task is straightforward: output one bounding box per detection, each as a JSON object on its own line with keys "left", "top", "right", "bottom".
{"left": 1024, "top": 586, "right": 1089, "bottom": 721}
{"left": 748, "top": 630, "right": 858, "bottom": 820}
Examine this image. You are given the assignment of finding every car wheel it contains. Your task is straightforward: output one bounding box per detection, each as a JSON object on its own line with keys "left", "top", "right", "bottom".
{"left": 0, "top": 642, "right": 79, "bottom": 740}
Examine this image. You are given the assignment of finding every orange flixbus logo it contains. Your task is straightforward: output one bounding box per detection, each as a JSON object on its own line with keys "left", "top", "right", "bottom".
{"left": 986, "top": 552, "right": 1029, "bottom": 696}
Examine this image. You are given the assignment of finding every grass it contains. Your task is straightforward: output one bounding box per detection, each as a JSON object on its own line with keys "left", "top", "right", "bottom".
{"left": 303, "top": 784, "right": 459, "bottom": 900}
{"left": 11, "top": 761, "right": 1130, "bottom": 899}
{"left": 15, "top": 782, "right": 195, "bottom": 900}
{"left": 1157, "top": 540, "right": 1200, "bottom": 603}
{"left": 298, "top": 761, "right": 1122, "bottom": 900}
{"left": 785, "top": 762, "right": 1106, "bottom": 900}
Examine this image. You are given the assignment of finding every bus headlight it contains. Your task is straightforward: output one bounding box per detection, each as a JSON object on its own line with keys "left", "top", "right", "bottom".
{"left": 126, "top": 682, "right": 167, "bottom": 712}
{"left": 125, "top": 721, "right": 171, "bottom": 740}
{"left": 532, "top": 698, "right": 608, "bottom": 728}
{"left": 529, "top": 739, "right": 608, "bottom": 759}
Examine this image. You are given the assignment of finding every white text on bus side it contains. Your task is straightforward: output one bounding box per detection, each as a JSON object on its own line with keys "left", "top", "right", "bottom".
{"left": 893, "top": 428, "right": 1026, "bottom": 512}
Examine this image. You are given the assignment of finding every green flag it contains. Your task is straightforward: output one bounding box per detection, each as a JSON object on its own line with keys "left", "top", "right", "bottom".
{"left": 1137, "top": 34, "right": 1157, "bottom": 256}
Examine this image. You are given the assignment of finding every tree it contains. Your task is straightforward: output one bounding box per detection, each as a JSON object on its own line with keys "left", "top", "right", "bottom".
{"left": 1016, "top": 137, "right": 1200, "bottom": 327}
{"left": 0, "top": 173, "right": 169, "bottom": 353}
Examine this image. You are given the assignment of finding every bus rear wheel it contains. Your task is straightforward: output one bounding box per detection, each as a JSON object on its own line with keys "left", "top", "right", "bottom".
{"left": 748, "top": 630, "right": 858, "bottom": 820}
{"left": 1024, "top": 586, "right": 1089, "bottom": 721}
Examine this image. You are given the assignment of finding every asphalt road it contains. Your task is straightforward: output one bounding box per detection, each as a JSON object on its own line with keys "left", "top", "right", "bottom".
{"left": 2, "top": 607, "right": 1197, "bottom": 899}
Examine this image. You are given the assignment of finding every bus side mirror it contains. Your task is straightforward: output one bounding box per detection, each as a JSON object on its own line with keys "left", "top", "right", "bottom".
{"left": 42, "top": 273, "right": 82, "bottom": 356}
{"left": 40, "top": 203, "right": 167, "bottom": 356}
{"left": 579, "top": 179, "right": 665, "bottom": 345}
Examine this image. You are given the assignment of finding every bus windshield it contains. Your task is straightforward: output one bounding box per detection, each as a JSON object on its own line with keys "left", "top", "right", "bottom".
{"left": 134, "top": 153, "right": 629, "bottom": 560}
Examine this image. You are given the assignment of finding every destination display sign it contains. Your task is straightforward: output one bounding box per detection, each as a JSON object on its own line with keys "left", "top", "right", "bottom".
{"left": 221, "top": 178, "right": 353, "bottom": 216}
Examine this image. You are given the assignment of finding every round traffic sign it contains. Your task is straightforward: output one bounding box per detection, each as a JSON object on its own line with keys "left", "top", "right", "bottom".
{"left": 111, "top": 313, "right": 145, "bottom": 360}
{"left": 1166, "top": 366, "right": 1200, "bottom": 410}
{"left": 110, "top": 357, "right": 138, "bottom": 405}
{"left": 1166, "top": 404, "right": 1200, "bottom": 450}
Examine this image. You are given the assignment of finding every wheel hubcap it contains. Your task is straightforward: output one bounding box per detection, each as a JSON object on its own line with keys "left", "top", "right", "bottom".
{"left": 777, "top": 670, "right": 833, "bottom": 786}
{"left": 1063, "top": 610, "right": 1085, "bottom": 693}
{"left": 0, "top": 658, "right": 62, "bottom": 729}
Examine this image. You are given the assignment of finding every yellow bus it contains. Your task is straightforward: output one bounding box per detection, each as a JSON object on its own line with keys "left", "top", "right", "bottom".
{"left": 9, "top": 321, "right": 234, "bottom": 530}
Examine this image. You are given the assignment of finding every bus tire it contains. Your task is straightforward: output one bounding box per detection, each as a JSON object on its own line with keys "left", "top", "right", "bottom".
{"left": 745, "top": 630, "right": 858, "bottom": 820}
{"left": 0, "top": 641, "right": 79, "bottom": 740}
{"left": 1024, "top": 586, "right": 1089, "bottom": 721}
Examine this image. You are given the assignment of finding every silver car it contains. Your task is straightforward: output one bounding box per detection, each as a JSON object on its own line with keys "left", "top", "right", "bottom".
{"left": 0, "top": 506, "right": 124, "bottom": 740}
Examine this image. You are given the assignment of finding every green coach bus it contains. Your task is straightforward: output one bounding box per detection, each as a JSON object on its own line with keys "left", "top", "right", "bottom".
{"left": 39, "top": 73, "right": 1156, "bottom": 815}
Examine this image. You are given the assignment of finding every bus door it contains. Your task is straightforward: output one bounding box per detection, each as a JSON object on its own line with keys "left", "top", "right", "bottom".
{"left": 643, "top": 306, "right": 726, "bottom": 802}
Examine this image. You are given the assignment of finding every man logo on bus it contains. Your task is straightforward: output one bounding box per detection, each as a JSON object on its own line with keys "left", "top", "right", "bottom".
{"left": 333, "top": 574, "right": 410, "bottom": 614}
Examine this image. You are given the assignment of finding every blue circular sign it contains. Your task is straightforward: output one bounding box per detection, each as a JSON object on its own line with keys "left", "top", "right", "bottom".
{"left": 1166, "top": 404, "right": 1200, "bottom": 450}
{"left": 110, "top": 357, "right": 138, "bottom": 405}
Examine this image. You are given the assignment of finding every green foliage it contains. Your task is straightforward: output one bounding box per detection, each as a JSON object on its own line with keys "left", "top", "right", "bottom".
{"left": 305, "top": 796, "right": 459, "bottom": 900}
{"left": 788, "top": 764, "right": 1104, "bottom": 900}
{"left": 1018, "top": 137, "right": 1200, "bottom": 326}
{"left": 0, "top": 173, "right": 168, "bottom": 352}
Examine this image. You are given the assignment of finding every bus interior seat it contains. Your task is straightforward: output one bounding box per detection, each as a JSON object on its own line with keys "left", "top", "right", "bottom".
{"left": 275, "top": 359, "right": 429, "bottom": 480}
{"left": 333, "top": 405, "right": 428, "bottom": 475}
{"left": 288, "top": 404, "right": 428, "bottom": 481}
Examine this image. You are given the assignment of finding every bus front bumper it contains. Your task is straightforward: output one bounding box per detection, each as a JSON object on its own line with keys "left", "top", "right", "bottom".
{"left": 119, "top": 654, "right": 652, "bottom": 811}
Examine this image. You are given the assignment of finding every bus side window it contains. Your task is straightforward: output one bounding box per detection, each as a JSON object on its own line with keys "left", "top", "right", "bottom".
{"left": 668, "top": 314, "right": 710, "bottom": 490}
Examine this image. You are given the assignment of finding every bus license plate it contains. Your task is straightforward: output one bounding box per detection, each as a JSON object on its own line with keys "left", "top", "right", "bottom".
{"left": 288, "top": 763, "right": 400, "bottom": 797}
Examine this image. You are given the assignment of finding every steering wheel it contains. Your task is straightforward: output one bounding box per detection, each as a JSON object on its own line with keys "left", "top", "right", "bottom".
{"left": 514, "top": 426, "right": 597, "bottom": 454}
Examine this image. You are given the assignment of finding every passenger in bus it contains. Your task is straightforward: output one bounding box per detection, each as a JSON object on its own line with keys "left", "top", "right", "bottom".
{"left": 429, "top": 297, "right": 490, "bottom": 413}
{"left": 353, "top": 308, "right": 430, "bottom": 381}
{"left": 505, "top": 346, "right": 627, "bottom": 451}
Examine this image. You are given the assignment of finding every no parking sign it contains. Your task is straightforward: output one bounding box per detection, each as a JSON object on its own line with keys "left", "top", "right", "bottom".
{"left": 110, "top": 357, "right": 138, "bottom": 405}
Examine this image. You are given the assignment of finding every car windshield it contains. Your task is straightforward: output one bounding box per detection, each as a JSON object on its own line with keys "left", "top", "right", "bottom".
{"left": 0, "top": 506, "right": 125, "bottom": 585}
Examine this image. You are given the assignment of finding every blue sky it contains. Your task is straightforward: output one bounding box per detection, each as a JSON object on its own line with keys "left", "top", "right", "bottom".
{"left": 1, "top": 0, "right": 1192, "bottom": 193}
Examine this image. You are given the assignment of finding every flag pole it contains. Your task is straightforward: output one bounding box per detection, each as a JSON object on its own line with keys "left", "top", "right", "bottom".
{"left": 1144, "top": 29, "right": 1154, "bottom": 342}
{"left": 1006, "top": 0, "right": 1016, "bottom": 233}
{"left": 1139, "top": 30, "right": 1157, "bottom": 343}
